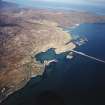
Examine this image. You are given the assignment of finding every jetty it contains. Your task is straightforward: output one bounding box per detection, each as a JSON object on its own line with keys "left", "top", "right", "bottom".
{"left": 70, "top": 50, "right": 105, "bottom": 64}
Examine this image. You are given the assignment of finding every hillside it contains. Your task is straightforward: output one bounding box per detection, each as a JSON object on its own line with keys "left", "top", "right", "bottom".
{"left": 0, "top": 1, "right": 105, "bottom": 103}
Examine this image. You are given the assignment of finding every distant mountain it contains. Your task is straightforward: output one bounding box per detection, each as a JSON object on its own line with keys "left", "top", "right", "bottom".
{"left": 0, "top": 0, "right": 20, "bottom": 13}
{"left": 0, "top": 0, "right": 19, "bottom": 10}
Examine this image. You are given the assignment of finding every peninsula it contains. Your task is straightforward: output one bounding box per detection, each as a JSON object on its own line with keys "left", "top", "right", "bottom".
{"left": 0, "top": 1, "right": 105, "bottom": 103}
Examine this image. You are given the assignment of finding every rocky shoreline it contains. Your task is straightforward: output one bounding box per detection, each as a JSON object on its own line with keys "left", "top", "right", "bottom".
{"left": 1, "top": 1, "right": 105, "bottom": 103}
{"left": 0, "top": 14, "right": 75, "bottom": 103}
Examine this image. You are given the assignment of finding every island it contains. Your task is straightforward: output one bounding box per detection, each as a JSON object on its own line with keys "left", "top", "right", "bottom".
{"left": 0, "top": 1, "right": 105, "bottom": 103}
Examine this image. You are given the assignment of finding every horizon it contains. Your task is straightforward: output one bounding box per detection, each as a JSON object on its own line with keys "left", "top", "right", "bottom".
{"left": 3, "top": 0, "right": 105, "bottom": 6}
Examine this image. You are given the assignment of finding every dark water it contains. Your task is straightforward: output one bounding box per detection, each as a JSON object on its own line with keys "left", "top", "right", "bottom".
{"left": 1, "top": 23, "right": 105, "bottom": 105}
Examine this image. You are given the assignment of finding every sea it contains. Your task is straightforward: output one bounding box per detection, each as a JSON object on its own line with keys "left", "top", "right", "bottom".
{"left": 1, "top": 2, "right": 105, "bottom": 105}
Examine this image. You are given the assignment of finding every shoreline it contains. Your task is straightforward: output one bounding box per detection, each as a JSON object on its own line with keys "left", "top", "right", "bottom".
{"left": 1, "top": 3, "right": 105, "bottom": 103}
{"left": 0, "top": 16, "right": 76, "bottom": 103}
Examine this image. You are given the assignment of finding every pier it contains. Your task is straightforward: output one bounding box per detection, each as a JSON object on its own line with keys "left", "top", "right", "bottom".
{"left": 70, "top": 50, "right": 105, "bottom": 64}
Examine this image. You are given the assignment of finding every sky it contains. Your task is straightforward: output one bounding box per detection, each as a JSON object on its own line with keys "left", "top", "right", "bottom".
{"left": 3, "top": 0, "right": 105, "bottom": 6}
